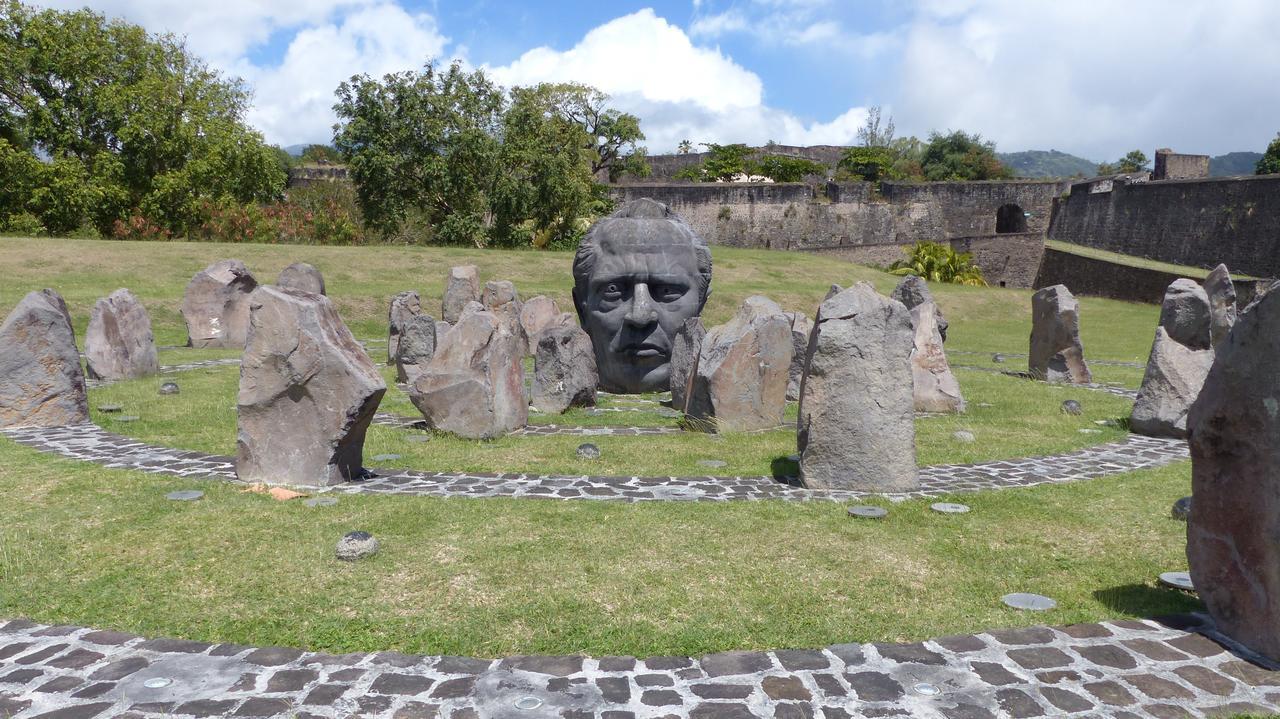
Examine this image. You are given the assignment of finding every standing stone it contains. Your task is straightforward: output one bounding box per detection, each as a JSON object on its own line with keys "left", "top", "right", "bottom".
{"left": 181, "top": 259, "right": 257, "bottom": 348}
{"left": 685, "top": 296, "right": 792, "bottom": 432}
{"left": 394, "top": 314, "right": 437, "bottom": 384}
{"left": 0, "top": 289, "right": 88, "bottom": 428}
{"left": 1028, "top": 284, "right": 1091, "bottom": 383}
{"left": 520, "top": 295, "right": 561, "bottom": 343}
{"left": 442, "top": 265, "right": 481, "bottom": 324}
{"left": 798, "top": 283, "right": 916, "bottom": 492}
{"left": 276, "top": 262, "right": 325, "bottom": 295}
{"left": 84, "top": 289, "right": 159, "bottom": 380}
{"left": 1158, "top": 279, "right": 1212, "bottom": 349}
{"left": 408, "top": 306, "right": 527, "bottom": 439}
{"left": 532, "top": 324, "right": 598, "bottom": 414}
{"left": 1187, "top": 282, "right": 1280, "bottom": 662}
{"left": 785, "top": 312, "right": 813, "bottom": 401}
{"left": 1204, "top": 264, "right": 1237, "bottom": 349}
{"left": 386, "top": 291, "right": 422, "bottom": 365}
{"left": 236, "top": 286, "right": 385, "bottom": 488}
{"left": 1132, "top": 280, "right": 1214, "bottom": 438}
{"left": 910, "top": 301, "right": 965, "bottom": 413}
{"left": 670, "top": 317, "right": 705, "bottom": 411}
{"left": 891, "top": 275, "right": 948, "bottom": 342}
{"left": 482, "top": 280, "right": 528, "bottom": 354}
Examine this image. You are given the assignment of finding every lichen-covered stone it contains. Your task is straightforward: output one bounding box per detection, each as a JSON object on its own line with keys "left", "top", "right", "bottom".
{"left": 442, "top": 265, "right": 480, "bottom": 324}
{"left": 85, "top": 288, "right": 159, "bottom": 381}
{"left": 0, "top": 289, "right": 88, "bottom": 428}
{"left": 387, "top": 290, "right": 422, "bottom": 365}
{"left": 685, "top": 296, "right": 792, "bottom": 432}
{"left": 910, "top": 301, "right": 965, "bottom": 413}
{"left": 276, "top": 262, "right": 325, "bottom": 295}
{"left": 1028, "top": 284, "right": 1091, "bottom": 383}
{"left": 394, "top": 314, "right": 437, "bottom": 384}
{"left": 181, "top": 259, "right": 257, "bottom": 348}
{"left": 532, "top": 324, "right": 598, "bottom": 414}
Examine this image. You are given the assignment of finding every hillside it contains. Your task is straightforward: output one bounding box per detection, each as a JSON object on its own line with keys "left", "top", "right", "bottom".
{"left": 997, "top": 149, "right": 1097, "bottom": 178}
{"left": 1209, "top": 151, "right": 1263, "bottom": 176}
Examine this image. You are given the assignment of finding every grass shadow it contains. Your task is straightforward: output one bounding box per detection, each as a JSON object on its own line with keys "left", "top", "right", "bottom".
{"left": 1092, "top": 583, "right": 1203, "bottom": 618}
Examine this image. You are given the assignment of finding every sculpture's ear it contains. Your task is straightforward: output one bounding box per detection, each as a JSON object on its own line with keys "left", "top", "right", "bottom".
{"left": 697, "top": 285, "right": 711, "bottom": 315}
{"left": 572, "top": 285, "right": 588, "bottom": 326}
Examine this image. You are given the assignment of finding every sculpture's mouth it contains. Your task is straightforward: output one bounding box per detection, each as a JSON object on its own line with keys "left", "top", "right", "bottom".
{"left": 621, "top": 342, "right": 667, "bottom": 361}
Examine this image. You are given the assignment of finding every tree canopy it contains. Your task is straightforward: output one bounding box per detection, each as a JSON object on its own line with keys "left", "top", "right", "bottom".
{"left": 919, "top": 131, "right": 1013, "bottom": 181}
{"left": 674, "top": 143, "right": 826, "bottom": 182}
{"left": 1256, "top": 134, "right": 1280, "bottom": 175}
{"left": 1097, "top": 150, "right": 1150, "bottom": 175}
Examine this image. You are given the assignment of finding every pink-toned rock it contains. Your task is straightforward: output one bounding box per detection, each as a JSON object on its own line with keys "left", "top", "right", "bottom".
{"left": 685, "top": 296, "right": 792, "bottom": 432}
{"left": 85, "top": 289, "right": 158, "bottom": 380}
{"left": 483, "top": 280, "right": 528, "bottom": 354}
{"left": 442, "top": 265, "right": 480, "bottom": 324}
{"left": 910, "top": 302, "right": 964, "bottom": 413}
{"left": 0, "top": 289, "right": 88, "bottom": 428}
{"left": 181, "top": 259, "right": 257, "bottom": 348}
{"left": 520, "top": 295, "right": 562, "bottom": 343}
{"left": 670, "top": 317, "right": 705, "bottom": 411}
{"left": 1028, "top": 284, "right": 1091, "bottom": 383}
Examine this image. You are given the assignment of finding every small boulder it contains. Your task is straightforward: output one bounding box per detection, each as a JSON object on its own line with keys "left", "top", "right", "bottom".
{"left": 1028, "top": 284, "right": 1091, "bottom": 383}
{"left": 394, "top": 314, "right": 438, "bottom": 384}
{"left": 1204, "top": 264, "right": 1237, "bottom": 349}
{"left": 276, "top": 262, "right": 325, "bottom": 295}
{"left": 576, "top": 443, "right": 601, "bottom": 460}
{"left": 532, "top": 324, "right": 598, "bottom": 414}
{"left": 669, "top": 317, "right": 705, "bottom": 411}
{"left": 1158, "top": 278, "right": 1211, "bottom": 349}
{"left": 685, "top": 296, "right": 792, "bottom": 432}
{"left": 0, "top": 289, "right": 89, "bottom": 428}
{"left": 797, "top": 283, "right": 916, "bottom": 492}
{"left": 891, "top": 275, "right": 948, "bottom": 342}
{"left": 386, "top": 290, "right": 422, "bottom": 365}
{"left": 1061, "top": 399, "right": 1082, "bottom": 415}
{"left": 785, "top": 312, "right": 813, "bottom": 402}
{"left": 1131, "top": 330, "right": 1215, "bottom": 438}
{"left": 236, "top": 286, "right": 386, "bottom": 488}
{"left": 909, "top": 301, "right": 965, "bottom": 413}
{"left": 336, "top": 531, "right": 379, "bottom": 561}
{"left": 181, "top": 259, "right": 257, "bottom": 348}
{"left": 159, "top": 382, "right": 180, "bottom": 395}
{"left": 442, "top": 265, "right": 481, "bottom": 324}
{"left": 85, "top": 288, "right": 159, "bottom": 381}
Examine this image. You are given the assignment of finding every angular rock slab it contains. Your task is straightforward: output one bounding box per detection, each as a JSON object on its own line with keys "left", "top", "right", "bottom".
{"left": 1188, "top": 282, "right": 1280, "bottom": 662}
{"left": 0, "top": 289, "right": 89, "bottom": 428}
{"left": 181, "top": 259, "right": 257, "bottom": 348}
{"left": 1131, "top": 328, "right": 1214, "bottom": 438}
{"left": 276, "top": 262, "right": 325, "bottom": 295}
{"left": 386, "top": 290, "right": 422, "bottom": 365}
{"left": 85, "top": 288, "right": 159, "bottom": 381}
{"left": 910, "top": 301, "right": 965, "bottom": 413}
{"left": 395, "top": 313, "right": 437, "bottom": 384}
{"left": 520, "top": 295, "right": 562, "bottom": 344}
{"left": 798, "top": 283, "right": 916, "bottom": 492}
{"left": 442, "top": 265, "right": 480, "bottom": 324}
{"left": 1159, "top": 278, "right": 1211, "bottom": 349}
{"left": 483, "top": 280, "right": 528, "bottom": 355}
{"left": 236, "top": 286, "right": 386, "bottom": 488}
{"left": 409, "top": 307, "right": 527, "bottom": 439}
{"left": 532, "top": 324, "right": 598, "bottom": 414}
{"left": 1205, "top": 263, "right": 1237, "bottom": 350}
{"left": 891, "top": 275, "right": 947, "bottom": 342}
{"left": 1028, "top": 284, "right": 1091, "bottom": 383}
{"left": 785, "top": 312, "right": 813, "bottom": 402}
{"left": 685, "top": 295, "right": 792, "bottom": 432}
{"left": 669, "top": 317, "right": 705, "bottom": 411}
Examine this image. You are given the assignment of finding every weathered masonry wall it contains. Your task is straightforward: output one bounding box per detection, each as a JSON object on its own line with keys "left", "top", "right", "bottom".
{"left": 802, "top": 233, "right": 1046, "bottom": 290}
{"left": 1047, "top": 174, "right": 1280, "bottom": 278}
{"left": 1035, "top": 246, "right": 1272, "bottom": 305}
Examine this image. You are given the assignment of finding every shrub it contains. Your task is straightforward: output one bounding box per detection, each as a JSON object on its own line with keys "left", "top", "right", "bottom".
{"left": 110, "top": 213, "right": 172, "bottom": 242}
{"left": 889, "top": 241, "right": 987, "bottom": 286}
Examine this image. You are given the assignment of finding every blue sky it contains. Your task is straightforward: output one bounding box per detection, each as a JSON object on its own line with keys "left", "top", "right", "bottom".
{"left": 37, "top": 0, "right": 1280, "bottom": 161}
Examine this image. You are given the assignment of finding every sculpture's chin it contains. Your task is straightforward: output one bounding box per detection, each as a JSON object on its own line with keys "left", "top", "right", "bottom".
{"left": 598, "top": 363, "right": 671, "bottom": 395}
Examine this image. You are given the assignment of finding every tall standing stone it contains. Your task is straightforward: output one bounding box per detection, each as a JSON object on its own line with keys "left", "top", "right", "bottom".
{"left": 1204, "top": 264, "right": 1237, "bottom": 350}
{"left": 442, "top": 265, "right": 481, "bottom": 324}
{"left": 85, "top": 289, "right": 159, "bottom": 380}
{"left": 1028, "top": 284, "right": 1091, "bottom": 383}
{"left": 910, "top": 301, "right": 965, "bottom": 413}
{"left": 1158, "top": 279, "right": 1212, "bottom": 349}
{"left": 1131, "top": 279, "right": 1214, "bottom": 438}
{"left": 483, "top": 280, "right": 527, "bottom": 354}
{"left": 0, "top": 290, "right": 89, "bottom": 428}
{"left": 785, "top": 312, "right": 813, "bottom": 402}
{"left": 387, "top": 291, "right": 422, "bottom": 365}
{"left": 394, "top": 314, "right": 437, "bottom": 384}
{"left": 891, "top": 275, "right": 948, "bottom": 342}
{"left": 409, "top": 306, "right": 527, "bottom": 439}
{"left": 181, "top": 259, "right": 257, "bottom": 348}
{"left": 532, "top": 324, "right": 598, "bottom": 414}
{"left": 685, "top": 296, "right": 792, "bottom": 432}
{"left": 798, "top": 283, "right": 916, "bottom": 492}
{"left": 236, "top": 286, "right": 385, "bottom": 488}
{"left": 1187, "top": 282, "right": 1280, "bottom": 662}
{"left": 276, "top": 262, "right": 325, "bottom": 295}
{"left": 669, "top": 317, "right": 705, "bottom": 411}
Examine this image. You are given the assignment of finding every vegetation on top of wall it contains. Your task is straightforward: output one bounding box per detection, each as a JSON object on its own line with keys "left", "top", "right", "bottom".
{"left": 889, "top": 241, "right": 988, "bottom": 286}
{"left": 1097, "top": 150, "right": 1151, "bottom": 176}
{"left": 1256, "top": 133, "right": 1280, "bottom": 175}
{"left": 673, "top": 143, "right": 827, "bottom": 182}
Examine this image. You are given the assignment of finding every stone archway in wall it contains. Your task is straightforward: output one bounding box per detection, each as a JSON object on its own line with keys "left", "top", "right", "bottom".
{"left": 996, "top": 203, "right": 1028, "bottom": 233}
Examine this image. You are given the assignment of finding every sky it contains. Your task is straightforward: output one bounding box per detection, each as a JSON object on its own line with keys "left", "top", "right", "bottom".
{"left": 33, "top": 0, "right": 1280, "bottom": 161}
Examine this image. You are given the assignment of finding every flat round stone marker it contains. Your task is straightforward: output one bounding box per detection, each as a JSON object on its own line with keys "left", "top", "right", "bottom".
{"left": 115, "top": 415, "right": 140, "bottom": 422}
{"left": 166, "top": 490, "right": 203, "bottom": 502}
{"left": 576, "top": 443, "right": 601, "bottom": 460}
{"left": 912, "top": 682, "right": 941, "bottom": 696}
{"left": 1078, "top": 428, "right": 1102, "bottom": 434}
{"left": 847, "top": 505, "right": 888, "bottom": 519}
{"left": 698, "top": 460, "right": 727, "bottom": 468}
{"left": 371, "top": 454, "right": 401, "bottom": 462}
{"left": 951, "top": 430, "right": 975, "bottom": 443}
{"left": 1061, "top": 399, "right": 1082, "bottom": 415}
{"left": 305, "top": 497, "right": 338, "bottom": 508}
{"left": 1159, "top": 571, "right": 1194, "bottom": 591}
{"left": 657, "top": 408, "right": 682, "bottom": 418}
{"left": 143, "top": 677, "right": 173, "bottom": 689}
{"left": 514, "top": 696, "right": 543, "bottom": 710}
{"left": 1002, "top": 592, "right": 1056, "bottom": 611}
{"left": 1171, "top": 496, "right": 1191, "bottom": 521}
{"left": 403, "top": 434, "right": 430, "bottom": 443}
{"left": 158, "top": 382, "right": 180, "bottom": 395}
{"left": 992, "top": 353, "right": 1005, "bottom": 363}
{"left": 931, "top": 502, "right": 970, "bottom": 514}
{"left": 97, "top": 404, "right": 123, "bottom": 413}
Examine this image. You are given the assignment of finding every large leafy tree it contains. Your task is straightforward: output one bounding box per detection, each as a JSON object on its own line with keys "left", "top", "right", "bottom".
{"left": 920, "top": 131, "right": 1012, "bottom": 181}
{"left": 1097, "top": 149, "right": 1150, "bottom": 175}
{"left": 1256, "top": 134, "right": 1280, "bottom": 175}
{"left": 0, "top": 0, "right": 283, "bottom": 235}
{"left": 527, "top": 83, "right": 648, "bottom": 181}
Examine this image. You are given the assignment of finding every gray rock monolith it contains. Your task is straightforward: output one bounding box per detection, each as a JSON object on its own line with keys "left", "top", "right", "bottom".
{"left": 910, "top": 301, "right": 965, "bottom": 413}
{"left": 394, "top": 314, "right": 437, "bottom": 384}
{"left": 891, "top": 275, "right": 948, "bottom": 342}
{"left": 276, "top": 262, "right": 325, "bottom": 295}
{"left": 408, "top": 306, "right": 527, "bottom": 439}
{"left": 785, "top": 312, "right": 813, "bottom": 401}
{"left": 520, "top": 295, "right": 561, "bottom": 343}
{"left": 235, "top": 286, "right": 386, "bottom": 488}
{"left": 387, "top": 290, "right": 422, "bottom": 365}
{"left": 670, "top": 317, "right": 705, "bottom": 411}
{"left": 1131, "top": 279, "right": 1214, "bottom": 438}
{"left": 1028, "top": 284, "right": 1091, "bottom": 383}
{"left": 798, "top": 283, "right": 916, "bottom": 492}
{"left": 1187, "top": 281, "right": 1280, "bottom": 662}
{"left": 442, "top": 265, "right": 481, "bottom": 324}
{"left": 0, "top": 289, "right": 88, "bottom": 428}
{"left": 482, "top": 280, "right": 528, "bottom": 354}
{"left": 685, "top": 296, "right": 792, "bottom": 432}
{"left": 532, "top": 324, "right": 598, "bottom": 414}
{"left": 1204, "top": 264, "right": 1237, "bottom": 349}
{"left": 84, "top": 289, "right": 158, "bottom": 381}
{"left": 1159, "top": 279, "right": 1212, "bottom": 349}
{"left": 181, "top": 259, "right": 257, "bottom": 348}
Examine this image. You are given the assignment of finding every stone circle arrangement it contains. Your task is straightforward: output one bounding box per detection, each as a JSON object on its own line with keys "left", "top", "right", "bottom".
{"left": 2, "top": 199, "right": 1279, "bottom": 717}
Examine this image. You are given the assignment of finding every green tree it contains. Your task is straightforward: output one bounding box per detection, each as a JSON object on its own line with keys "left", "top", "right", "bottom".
{"left": 837, "top": 146, "right": 894, "bottom": 182}
{"left": 889, "top": 241, "right": 987, "bottom": 286}
{"left": 299, "top": 144, "right": 342, "bottom": 164}
{"left": 1097, "top": 149, "right": 1149, "bottom": 175}
{"left": 857, "top": 105, "right": 895, "bottom": 148}
{"left": 522, "top": 82, "right": 648, "bottom": 181}
{"left": 1256, "top": 134, "right": 1280, "bottom": 175}
{"left": 919, "top": 131, "right": 1012, "bottom": 181}
{"left": 755, "top": 154, "right": 827, "bottom": 182}
{"left": 0, "top": 1, "right": 284, "bottom": 235}
{"left": 675, "top": 143, "right": 755, "bottom": 181}
{"left": 677, "top": 139, "right": 693, "bottom": 155}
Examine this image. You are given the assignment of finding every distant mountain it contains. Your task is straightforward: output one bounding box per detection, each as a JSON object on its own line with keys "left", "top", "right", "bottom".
{"left": 283, "top": 143, "right": 309, "bottom": 157}
{"left": 997, "top": 150, "right": 1098, "bottom": 178}
{"left": 1209, "top": 152, "right": 1262, "bottom": 176}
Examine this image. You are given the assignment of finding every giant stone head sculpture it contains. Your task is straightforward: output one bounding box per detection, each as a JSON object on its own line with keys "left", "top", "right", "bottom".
{"left": 573, "top": 199, "right": 712, "bottom": 394}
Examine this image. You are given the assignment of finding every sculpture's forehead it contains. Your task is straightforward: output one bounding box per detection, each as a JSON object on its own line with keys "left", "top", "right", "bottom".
{"left": 593, "top": 222, "right": 699, "bottom": 271}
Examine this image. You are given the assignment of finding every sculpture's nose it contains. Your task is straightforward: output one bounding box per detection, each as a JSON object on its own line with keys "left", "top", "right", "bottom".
{"left": 624, "top": 283, "right": 659, "bottom": 326}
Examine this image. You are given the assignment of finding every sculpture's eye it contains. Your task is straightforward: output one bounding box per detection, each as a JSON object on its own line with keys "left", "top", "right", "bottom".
{"left": 653, "top": 284, "right": 685, "bottom": 301}
{"left": 601, "top": 283, "right": 623, "bottom": 301}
